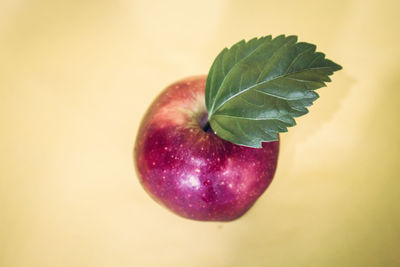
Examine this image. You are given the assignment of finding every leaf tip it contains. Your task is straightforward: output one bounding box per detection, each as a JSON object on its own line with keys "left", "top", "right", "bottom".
{"left": 334, "top": 63, "right": 343, "bottom": 71}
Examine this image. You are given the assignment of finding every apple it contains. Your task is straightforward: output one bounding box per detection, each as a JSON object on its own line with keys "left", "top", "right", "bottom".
{"left": 134, "top": 76, "right": 279, "bottom": 221}
{"left": 133, "top": 35, "right": 341, "bottom": 221}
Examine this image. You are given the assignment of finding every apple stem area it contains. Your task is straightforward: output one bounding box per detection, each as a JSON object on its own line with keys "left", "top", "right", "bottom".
{"left": 202, "top": 121, "right": 211, "bottom": 132}
{"left": 197, "top": 112, "right": 212, "bottom": 133}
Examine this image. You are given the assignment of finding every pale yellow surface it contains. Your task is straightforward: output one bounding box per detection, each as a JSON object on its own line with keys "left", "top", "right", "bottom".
{"left": 1, "top": 0, "right": 399, "bottom": 266}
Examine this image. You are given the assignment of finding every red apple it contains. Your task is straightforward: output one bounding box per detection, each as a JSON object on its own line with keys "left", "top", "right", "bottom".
{"left": 134, "top": 76, "right": 279, "bottom": 221}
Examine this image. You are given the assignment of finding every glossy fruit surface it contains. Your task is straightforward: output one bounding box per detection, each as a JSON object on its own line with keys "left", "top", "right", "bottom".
{"left": 134, "top": 76, "right": 279, "bottom": 221}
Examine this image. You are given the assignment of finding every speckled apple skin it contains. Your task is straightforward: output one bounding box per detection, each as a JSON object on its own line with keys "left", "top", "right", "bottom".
{"left": 134, "top": 76, "right": 279, "bottom": 221}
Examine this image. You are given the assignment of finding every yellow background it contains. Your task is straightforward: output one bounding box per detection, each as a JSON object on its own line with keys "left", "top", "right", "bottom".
{"left": 1, "top": 0, "right": 399, "bottom": 266}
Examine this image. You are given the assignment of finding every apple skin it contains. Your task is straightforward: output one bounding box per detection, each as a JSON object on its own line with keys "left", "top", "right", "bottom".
{"left": 134, "top": 76, "right": 279, "bottom": 221}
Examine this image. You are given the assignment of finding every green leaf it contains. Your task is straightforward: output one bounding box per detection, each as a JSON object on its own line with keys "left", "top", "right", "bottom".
{"left": 205, "top": 35, "right": 342, "bottom": 148}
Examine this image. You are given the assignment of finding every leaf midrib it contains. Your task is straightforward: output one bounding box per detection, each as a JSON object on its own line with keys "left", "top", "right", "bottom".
{"left": 214, "top": 114, "right": 291, "bottom": 123}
